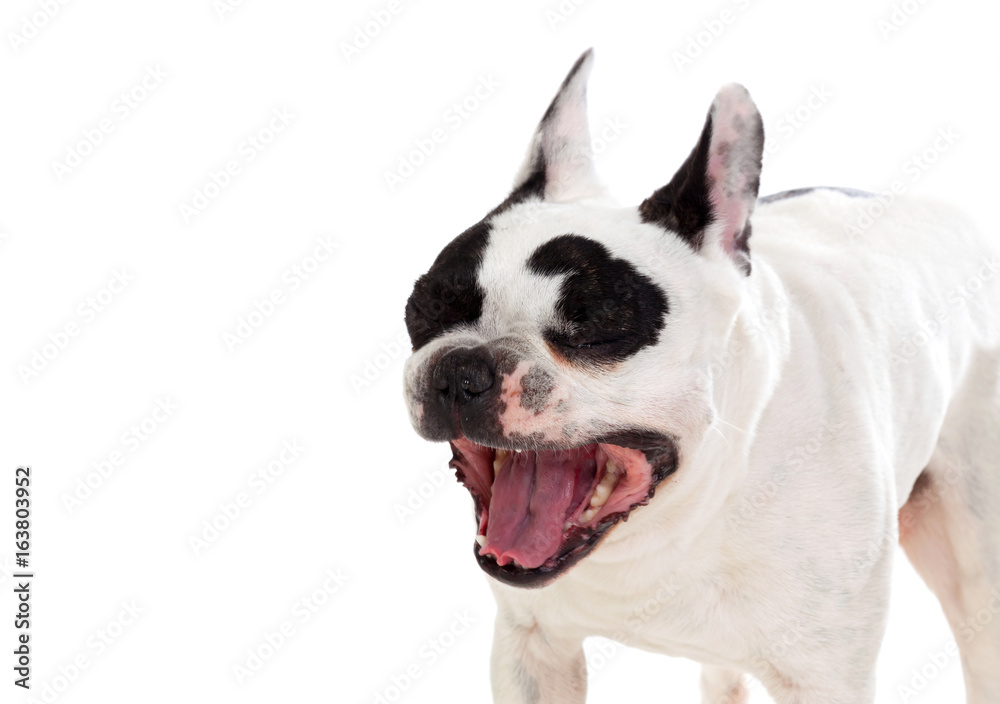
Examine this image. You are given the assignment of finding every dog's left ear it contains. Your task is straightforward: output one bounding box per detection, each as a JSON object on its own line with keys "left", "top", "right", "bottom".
{"left": 508, "top": 48, "right": 605, "bottom": 203}
{"left": 640, "top": 84, "right": 764, "bottom": 275}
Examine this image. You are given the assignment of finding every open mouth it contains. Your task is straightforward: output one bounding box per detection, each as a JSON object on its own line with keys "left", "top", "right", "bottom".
{"left": 449, "top": 434, "right": 678, "bottom": 587}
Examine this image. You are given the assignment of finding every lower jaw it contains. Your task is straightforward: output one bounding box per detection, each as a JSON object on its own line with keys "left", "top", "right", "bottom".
{"left": 474, "top": 530, "right": 607, "bottom": 587}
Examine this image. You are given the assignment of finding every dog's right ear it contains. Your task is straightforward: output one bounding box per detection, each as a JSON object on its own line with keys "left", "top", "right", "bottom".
{"left": 639, "top": 84, "right": 764, "bottom": 275}
{"left": 507, "top": 48, "right": 605, "bottom": 204}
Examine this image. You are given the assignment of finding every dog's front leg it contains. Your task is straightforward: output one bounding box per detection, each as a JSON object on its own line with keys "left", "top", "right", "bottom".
{"left": 490, "top": 610, "right": 586, "bottom": 704}
{"left": 700, "top": 665, "right": 749, "bottom": 704}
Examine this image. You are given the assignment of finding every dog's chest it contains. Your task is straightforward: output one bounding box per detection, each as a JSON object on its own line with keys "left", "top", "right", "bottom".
{"left": 502, "top": 551, "right": 763, "bottom": 661}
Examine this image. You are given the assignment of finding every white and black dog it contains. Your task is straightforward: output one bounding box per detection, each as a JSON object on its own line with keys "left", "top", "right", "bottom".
{"left": 402, "top": 50, "right": 1000, "bottom": 703}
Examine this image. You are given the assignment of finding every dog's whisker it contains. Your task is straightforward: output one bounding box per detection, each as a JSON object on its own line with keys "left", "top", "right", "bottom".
{"left": 713, "top": 417, "right": 747, "bottom": 436}
{"left": 708, "top": 423, "right": 731, "bottom": 448}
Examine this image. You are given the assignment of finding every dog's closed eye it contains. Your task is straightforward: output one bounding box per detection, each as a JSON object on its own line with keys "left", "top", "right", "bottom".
{"left": 528, "top": 234, "right": 667, "bottom": 364}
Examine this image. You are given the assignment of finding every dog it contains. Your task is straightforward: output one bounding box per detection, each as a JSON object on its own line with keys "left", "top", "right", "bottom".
{"left": 402, "top": 49, "right": 1000, "bottom": 703}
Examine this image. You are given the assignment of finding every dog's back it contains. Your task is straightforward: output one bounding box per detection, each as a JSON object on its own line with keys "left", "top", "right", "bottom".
{"left": 753, "top": 187, "right": 1000, "bottom": 500}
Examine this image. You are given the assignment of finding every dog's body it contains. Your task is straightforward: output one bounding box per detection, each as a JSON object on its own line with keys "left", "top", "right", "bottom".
{"left": 403, "top": 51, "right": 1000, "bottom": 703}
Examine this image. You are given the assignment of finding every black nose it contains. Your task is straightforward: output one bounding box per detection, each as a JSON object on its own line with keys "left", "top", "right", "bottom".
{"left": 432, "top": 348, "right": 495, "bottom": 400}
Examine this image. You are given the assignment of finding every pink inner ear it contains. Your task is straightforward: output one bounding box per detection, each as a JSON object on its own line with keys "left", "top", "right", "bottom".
{"left": 542, "top": 91, "right": 593, "bottom": 200}
{"left": 705, "top": 91, "right": 759, "bottom": 254}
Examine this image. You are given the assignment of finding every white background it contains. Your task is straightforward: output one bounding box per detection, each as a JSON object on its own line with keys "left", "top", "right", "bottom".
{"left": 0, "top": 0, "right": 996, "bottom": 702}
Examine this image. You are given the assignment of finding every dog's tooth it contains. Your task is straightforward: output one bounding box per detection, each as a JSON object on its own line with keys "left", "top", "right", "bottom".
{"left": 590, "top": 483, "right": 611, "bottom": 507}
{"left": 606, "top": 461, "right": 618, "bottom": 475}
{"left": 476, "top": 534, "right": 486, "bottom": 547}
{"left": 493, "top": 449, "right": 509, "bottom": 474}
{"left": 564, "top": 521, "right": 572, "bottom": 531}
{"left": 605, "top": 470, "right": 621, "bottom": 490}
{"left": 579, "top": 506, "right": 598, "bottom": 523}
{"left": 589, "top": 469, "right": 620, "bottom": 508}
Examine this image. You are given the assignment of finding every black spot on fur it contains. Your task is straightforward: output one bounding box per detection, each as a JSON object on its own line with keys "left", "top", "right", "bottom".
{"left": 504, "top": 157, "right": 546, "bottom": 209}
{"left": 638, "top": 113, "right": 714, "bottom": 250}
{"left": 527, "top": 234, "right": 668, "bottom": 365}
{"left": 523, "top": 676, "right": 541, "bottom": 704}
{"left": 733, "top": 222, "right": 752, "bottom": 276}
{"left": 759, "top": 186, "right": 875, "bottom": 204}
{"left": 404, "top": 158, "right": 550, "bottom": 353}
{"left": 520, "top": 366, "right": 554, "bottom": 413}
{"left": 405, "top": 220, "right": 489, "bottom": 351}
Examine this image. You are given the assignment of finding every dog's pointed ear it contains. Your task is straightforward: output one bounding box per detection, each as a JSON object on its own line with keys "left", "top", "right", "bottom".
{"left": 509, "top": 48, "right": 604, "bottom": 203}
{"left": 639, "top": 83, "right": 764, "bottom": 275}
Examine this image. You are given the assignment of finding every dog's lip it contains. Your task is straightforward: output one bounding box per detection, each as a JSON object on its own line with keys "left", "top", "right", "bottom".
{"left": 449, "top": 433, "right": 678, "bottom": 588}
{"left": 458, "top": 430, "right": 669, "bottom": 453}
{"left": 474, "top": 524, "right": 610, "bottom": 588}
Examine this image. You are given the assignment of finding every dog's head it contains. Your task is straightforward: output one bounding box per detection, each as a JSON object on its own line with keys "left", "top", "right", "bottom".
{"left": 403, "top": 50, "right": 764, "bottom": 587}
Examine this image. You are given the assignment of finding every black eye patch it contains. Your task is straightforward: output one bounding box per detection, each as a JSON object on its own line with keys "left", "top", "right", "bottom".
{"left": 527, "top": 234, "right": 668, "bottom": 364}
{"left": 405, "top": 221, "right": 489, "bottom": 351}
{"left": 404, "top": 162, "right": 551, "bottom": 352}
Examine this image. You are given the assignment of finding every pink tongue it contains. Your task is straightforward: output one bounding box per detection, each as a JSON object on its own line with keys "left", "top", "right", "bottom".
{"left": 482, "top": 450, "right": 581, "bottom": 569}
